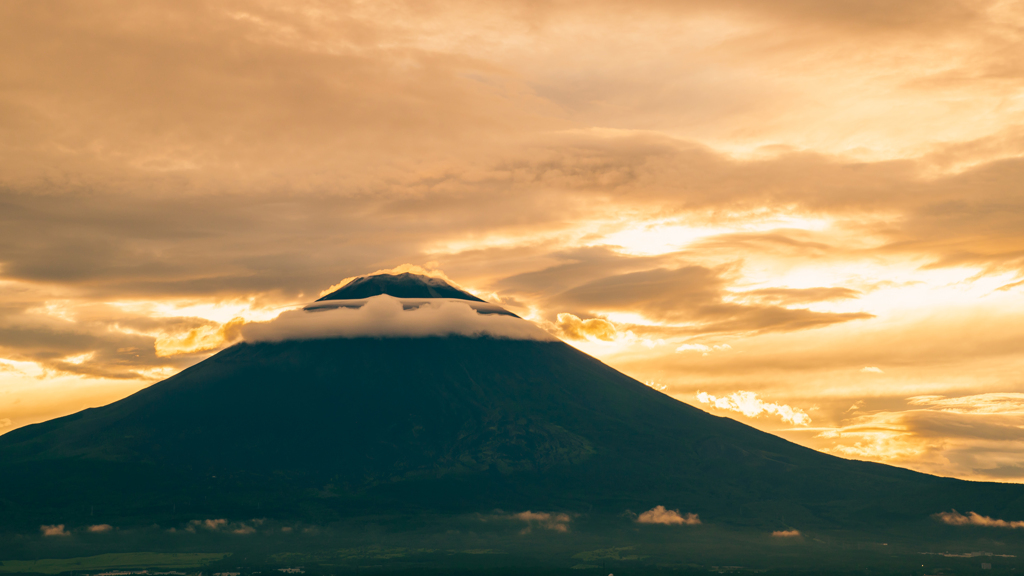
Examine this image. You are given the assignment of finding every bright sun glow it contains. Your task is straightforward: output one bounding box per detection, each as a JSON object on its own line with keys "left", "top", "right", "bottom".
{"left": 598, "top": 213, "right": 833, "bottom": 257}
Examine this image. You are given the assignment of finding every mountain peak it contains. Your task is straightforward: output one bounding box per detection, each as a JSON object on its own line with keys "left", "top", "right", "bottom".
{"left": 317, "top": 272, "right": 485, "bottom": 302}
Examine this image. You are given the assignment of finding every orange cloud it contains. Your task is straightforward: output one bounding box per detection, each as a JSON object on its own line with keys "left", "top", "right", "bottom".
{"left": 507, "top": 511, "right": 572, "bottom": 532}
{"left": 935, "top": 511, "right": 1024, "bottom": 529}
{"left": 636, "top": 506, "right": 701, "bottom": 525}
{"left": 1, "top": 0, "right": 1024, "bottom": 488}
{"left": 554, "top": 313, "right": 617, "bottom": 341}
{"left": 154, "top": 318, "right": 246, "bottom": 357}
{"left": 40, "top": 524, "right": 69, "bottom": 537}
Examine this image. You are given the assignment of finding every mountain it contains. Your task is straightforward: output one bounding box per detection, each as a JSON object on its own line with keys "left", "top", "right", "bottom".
{"left": 2, "top": 273, "right": 1023, "bottom": 572}
{"left": 317, "top": 272, "right": 485, "bottom": 302}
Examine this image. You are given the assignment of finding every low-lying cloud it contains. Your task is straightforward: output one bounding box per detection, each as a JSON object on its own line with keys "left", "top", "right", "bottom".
{"left": 772, "top": 529, "right": 801, "bottom": 537}
{"left": 40, "top": 524, "right": 69, "bottom": 537}
{"left": 497, "top": 511, "right": 573, "bottom": 533}
{"left": 935, "top": 510, "right": 1024, "bottom": 529}
{"left": 242, "top": 296, "right": 555, "bottom": 343}
{"left": 87, "top": 524, "right": 113, "bottom": 533}
{"left": 636, "top": 506, "right": 701, "bottom": 525}
{"left": 183, "top": 518, "right": 263, "bottom": 534}
{"left": 696, "top": 391, "right": 812, "bottom": 426}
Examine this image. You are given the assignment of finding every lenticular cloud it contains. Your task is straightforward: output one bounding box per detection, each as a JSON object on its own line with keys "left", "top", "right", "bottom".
{"left": 241, "top": 295, "right": 555, "bottom": 343}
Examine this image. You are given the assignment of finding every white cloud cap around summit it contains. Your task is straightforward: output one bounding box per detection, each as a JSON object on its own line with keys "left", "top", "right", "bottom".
{"left": 242, "top": 295, "right": 556, "bottom": 343}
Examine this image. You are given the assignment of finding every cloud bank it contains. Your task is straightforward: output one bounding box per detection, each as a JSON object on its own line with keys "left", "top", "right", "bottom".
{"left": 242, "top": 296, "right": 555, "bottom": 343}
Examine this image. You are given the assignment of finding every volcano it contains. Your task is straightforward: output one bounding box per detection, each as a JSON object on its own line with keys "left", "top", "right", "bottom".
{"left": 2, "top": 273, "right": 1024, "bottom": 568}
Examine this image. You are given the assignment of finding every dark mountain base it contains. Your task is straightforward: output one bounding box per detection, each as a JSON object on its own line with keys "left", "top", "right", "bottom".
{"left": 3, "top": 337, "right": 1024, "bottom": 566}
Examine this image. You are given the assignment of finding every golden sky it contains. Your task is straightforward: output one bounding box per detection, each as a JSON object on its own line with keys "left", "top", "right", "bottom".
{"left": 2, "top": 0, "right": 1024, "bottom": 481}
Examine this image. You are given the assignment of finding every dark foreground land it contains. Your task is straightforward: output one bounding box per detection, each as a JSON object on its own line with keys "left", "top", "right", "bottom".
{"left": 3, "top": 513, "right": 1024, "bottom": 576}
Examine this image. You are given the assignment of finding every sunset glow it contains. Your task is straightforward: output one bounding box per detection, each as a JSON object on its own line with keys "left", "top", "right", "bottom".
{"left": 2, "top": 0, "right": 1024, "bottom": 484}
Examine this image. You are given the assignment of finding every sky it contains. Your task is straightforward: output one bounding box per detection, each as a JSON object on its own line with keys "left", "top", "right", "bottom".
{"left": 1, "top": 0, "right": 1023, "bottom": 482}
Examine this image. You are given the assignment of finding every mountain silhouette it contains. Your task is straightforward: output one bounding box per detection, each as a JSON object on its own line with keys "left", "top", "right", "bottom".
{"left": 317, "top": 272, "right": 484, "bottom": 302}
{"left": 1, "top": 273, "right": 1022, "bottom": 538}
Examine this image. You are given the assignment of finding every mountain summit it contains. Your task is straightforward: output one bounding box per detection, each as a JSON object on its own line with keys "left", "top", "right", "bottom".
{"left": 318, "top": 272, "right": 485, "bottom": 302}
{"left": 2, "top": 273, "right": 1023, "bottom": 567}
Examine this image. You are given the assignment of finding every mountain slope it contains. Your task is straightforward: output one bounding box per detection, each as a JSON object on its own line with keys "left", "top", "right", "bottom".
{"left": 2, "top": 336, "right": 1021, "bottom": 531}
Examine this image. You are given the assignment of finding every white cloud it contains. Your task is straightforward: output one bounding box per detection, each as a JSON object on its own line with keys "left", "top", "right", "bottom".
{"left": 935, "top": 510, "right": 1024, "bottom": 529}
{"left": 696, "top": 391, "right": 812, "bottom": 425}
{"left": 861, "top": 366, "right": 884, "bottom": 373}
{"left": 40, "top": 524, "right": 69, "bottom": 537}
{"left": 242, "top": 296, "right": 555, "bottom": 343}
{"left": 676, "top": 343, "right": 731, "bottom": 357}
{"left": 772, "top": 529, "right": 801, "bottom": 537}
{"left": 636, "top": 506, "right": 700, "bottom": 525}
{"left": 87, "top": 524, "right": 113, "bottom": 533}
